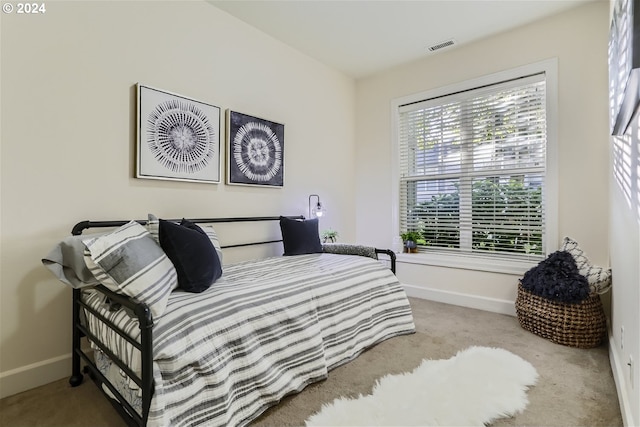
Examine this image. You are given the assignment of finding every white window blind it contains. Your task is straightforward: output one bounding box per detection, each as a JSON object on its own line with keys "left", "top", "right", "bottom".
{"left": 398, "top": 73, "right": 547, "bottom": 261}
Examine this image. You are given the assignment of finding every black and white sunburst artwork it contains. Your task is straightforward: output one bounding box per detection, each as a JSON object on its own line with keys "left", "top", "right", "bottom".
{"left": 147, "top": 100, "right": 215, "bottom": 174}
{"left": 228, "top": 111, "right": 284, "bottom": 187}
{"left": 137, "top": 85, "right": 221, "bottom": 183}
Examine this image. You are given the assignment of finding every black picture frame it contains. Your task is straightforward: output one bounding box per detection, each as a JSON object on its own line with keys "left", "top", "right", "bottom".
{"left": 226, "top": 110, "right": 285, "bottom": 187}
{"left": 610, "top": 0, "right": 640, "bottom": 135}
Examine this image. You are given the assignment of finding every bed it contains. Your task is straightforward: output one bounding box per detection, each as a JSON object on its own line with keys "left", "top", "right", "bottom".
{"left": 43, "top": 215, "right": 415, "bottom": 427}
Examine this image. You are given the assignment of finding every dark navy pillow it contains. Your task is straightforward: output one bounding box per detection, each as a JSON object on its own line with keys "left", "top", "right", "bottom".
{"left": 159, "top": 219, "right": 222, "bottom": 293}
{"left": 279, "top": 216, "right": 322, "bottom": 256}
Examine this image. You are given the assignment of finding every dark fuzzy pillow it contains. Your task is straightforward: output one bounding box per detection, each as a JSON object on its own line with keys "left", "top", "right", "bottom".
{"left": 521, "top": 250, "right": 590, "bottom": 303}
{"left": 159, "top": 219, "right": 222, "bottom": 293}
{"left": 279, "top": 216, "right": 323, "bottom": 256}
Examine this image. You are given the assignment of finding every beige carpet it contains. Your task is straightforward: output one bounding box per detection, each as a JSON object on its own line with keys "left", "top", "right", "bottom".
{"left": 0, "top": 297, "right": 622, "bottom": 427}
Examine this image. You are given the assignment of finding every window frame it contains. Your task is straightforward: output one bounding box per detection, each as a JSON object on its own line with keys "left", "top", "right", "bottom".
{"left": 390, "top": 59, "right": 558, "bottom": 275}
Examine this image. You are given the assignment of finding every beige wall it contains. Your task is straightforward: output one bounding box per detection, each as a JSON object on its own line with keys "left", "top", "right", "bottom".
{"left": 354, "top": 2, "right": 610, "bottom": 311}
{"left": 0, "top": 1, "right": 356, "bottom": 397}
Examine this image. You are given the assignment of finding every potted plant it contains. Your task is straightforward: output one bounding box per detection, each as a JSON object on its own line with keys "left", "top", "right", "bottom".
{"left": 400, "top": 231, "right": 422, "bottom": 253}
{"left": 322, "top": 229, "right": 339, "bottom": 243}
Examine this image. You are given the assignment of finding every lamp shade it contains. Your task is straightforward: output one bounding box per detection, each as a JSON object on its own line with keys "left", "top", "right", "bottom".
{"left": 308, "top": 194, "right": 325, "bottom": 218}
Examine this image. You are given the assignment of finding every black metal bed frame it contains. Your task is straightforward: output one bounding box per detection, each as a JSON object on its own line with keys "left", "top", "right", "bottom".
{"left": 68, "top": 215, "right": 396, "bottom": 426}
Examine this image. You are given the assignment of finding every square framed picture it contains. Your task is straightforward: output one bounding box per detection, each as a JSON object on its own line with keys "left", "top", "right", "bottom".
{"left": 137, "top": 84, "right": 221, "bottom": 183}
{"left": 226, "top": 110, "right": 284, "bottom": 187}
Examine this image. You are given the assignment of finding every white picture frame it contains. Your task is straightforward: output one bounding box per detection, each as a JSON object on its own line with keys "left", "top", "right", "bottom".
{"left": 137, "top": 84, "right": 221, "bottom": 183}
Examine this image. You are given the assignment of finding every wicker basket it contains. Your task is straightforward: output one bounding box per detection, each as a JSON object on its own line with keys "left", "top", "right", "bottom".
{"left": 515, "top": 282, "right": 606, "bottom": 348}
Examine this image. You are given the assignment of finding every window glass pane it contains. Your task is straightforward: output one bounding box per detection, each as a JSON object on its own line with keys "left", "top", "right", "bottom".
{"left": 471, "top": 175, "right": 543, "bottom": 255}
{"left": 403, "top": 104, "right": 462, "bottom": 176}
{"left": 405, "top": 179, "right": 460, "bottom": 249}
{"left": 469, "top": 83, "right": 546, "bottom": 172}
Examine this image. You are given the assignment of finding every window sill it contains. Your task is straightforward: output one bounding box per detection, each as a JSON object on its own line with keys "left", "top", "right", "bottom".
{"left": 395, "top": 252, "right": 536, "bottom": 275}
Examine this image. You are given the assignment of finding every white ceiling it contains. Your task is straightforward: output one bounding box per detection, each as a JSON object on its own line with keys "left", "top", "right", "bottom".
{"left": 209, "top": 0, "right": 595, "bottom": 78}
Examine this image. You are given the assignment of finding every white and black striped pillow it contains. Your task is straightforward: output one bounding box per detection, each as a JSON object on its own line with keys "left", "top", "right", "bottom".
{"left": 147, "top": 213, "right": 160, "bottom": 244}
{"left": 83, "top": 220, "right": 178, "bottom": 318}
{"left": 561, "top": 237, "right": 612, "bottom": 294}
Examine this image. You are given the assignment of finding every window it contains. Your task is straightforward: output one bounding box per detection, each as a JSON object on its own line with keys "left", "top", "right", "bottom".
{"left": 396, "top": 67, "right": 555, "bottom": 268}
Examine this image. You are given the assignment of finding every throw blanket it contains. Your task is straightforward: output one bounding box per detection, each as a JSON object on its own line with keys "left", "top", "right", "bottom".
{"left": 322, "top": 243, "right": 378, "bottom": 260}
{"left": 521, "top": 250, "right": 590, "bottom": 303}
{"left": 83, "top": 253, "right": 415, "bottom": 427}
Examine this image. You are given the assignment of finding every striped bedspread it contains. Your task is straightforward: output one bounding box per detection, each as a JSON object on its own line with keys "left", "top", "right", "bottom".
{"left": 83, "top": 253, "right": 415, "bottom": 427}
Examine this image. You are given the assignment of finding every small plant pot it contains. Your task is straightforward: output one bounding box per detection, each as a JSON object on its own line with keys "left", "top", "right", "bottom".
{"left": 404, "top": 240, "right": 417, "bottom": 253}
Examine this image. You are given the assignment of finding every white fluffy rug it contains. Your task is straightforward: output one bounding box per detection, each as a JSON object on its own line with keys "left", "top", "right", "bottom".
{"left": 306, "top": 346, "right": 538, "bottom": 426}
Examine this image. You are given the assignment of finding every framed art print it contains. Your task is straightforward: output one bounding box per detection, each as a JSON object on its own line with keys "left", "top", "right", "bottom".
{"left": 227, "top": 110, "right": 284, "bottom": 187}
{"left": 137, "top": 84, "right": 221, "bottom": 183}
{"left": 609, "top": 0, "right": 640, "bottom": 135}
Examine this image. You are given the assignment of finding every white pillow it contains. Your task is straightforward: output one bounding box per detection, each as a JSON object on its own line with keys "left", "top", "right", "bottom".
{"left": 83, "top": 220, "right": 178, "bottom": 318}
{"left": 561, "top": 237, "right": 612, "bottom": 294}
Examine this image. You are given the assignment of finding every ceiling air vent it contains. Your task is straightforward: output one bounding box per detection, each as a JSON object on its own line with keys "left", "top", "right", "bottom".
{"left": 428, "top": 39, "right": 455, "bottom": 52}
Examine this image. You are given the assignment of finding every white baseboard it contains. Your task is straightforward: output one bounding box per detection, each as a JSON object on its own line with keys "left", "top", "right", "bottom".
{"left": 403, "top": 283, "right": 517, "bottom": 316}
{"left": 609, "top": 333, "right": 636, "bottom": 427}
{"left": 0, "top": 354, "right": 71, "bottom": 399}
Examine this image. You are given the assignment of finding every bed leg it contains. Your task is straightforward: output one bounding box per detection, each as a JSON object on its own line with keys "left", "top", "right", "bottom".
{"left": 69, "top": 288, "right": 84, "bottom": 387}
{"left": 69, "top": 372, "right": 83, "bottom": 387}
